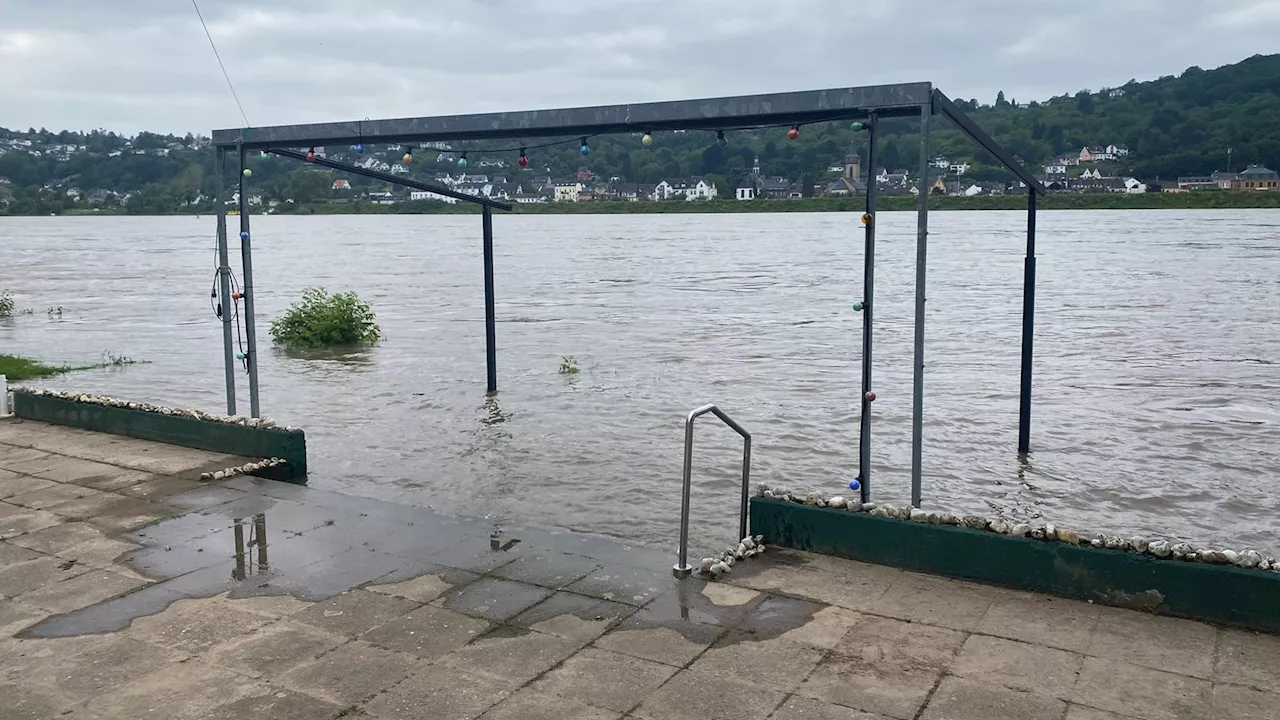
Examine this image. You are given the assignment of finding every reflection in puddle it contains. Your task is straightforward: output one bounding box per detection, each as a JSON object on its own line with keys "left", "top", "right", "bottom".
{"left": 232, "top": 514, "right": 270, "bottom": 581}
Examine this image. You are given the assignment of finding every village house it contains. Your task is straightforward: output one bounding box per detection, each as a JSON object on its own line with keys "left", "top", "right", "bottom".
{"left": 332, "top": 179, "right": 352, "bottom": 191}
{"left": 824, "top": 155, "right": 865, "bottom": 196}
{"left": 553, "top": 179, "right": 582, "bottom": 202}
{"left": 1233, "top": 164, "right": 1279, "bottom": 190}
{"left": 949, "top": 162, "right": 970, "bottom": 175}
{"left": 1043, "top": 163, "right": 1068, "bottom": 176}
{"left": 654, "top": 177, "right": 718, "bottom": 201}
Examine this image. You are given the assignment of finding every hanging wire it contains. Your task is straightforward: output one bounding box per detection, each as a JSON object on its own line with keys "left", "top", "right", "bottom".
{"left": 191, "top": 0, "right": 250, "bottom": 128}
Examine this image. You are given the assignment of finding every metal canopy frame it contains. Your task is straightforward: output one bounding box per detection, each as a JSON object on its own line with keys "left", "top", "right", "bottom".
{"left": 211, "top": 81, "right": 1044, "bottom": 503}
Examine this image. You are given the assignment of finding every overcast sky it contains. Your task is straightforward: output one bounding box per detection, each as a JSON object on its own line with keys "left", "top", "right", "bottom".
{"left": 2, "top": 0, "right": 1279, "bottom": 136}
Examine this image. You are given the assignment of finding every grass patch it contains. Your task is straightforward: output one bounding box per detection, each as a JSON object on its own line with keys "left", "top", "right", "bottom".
{"left": 269, "top": 287, "right": 381, "bottom": 350}
{"left": 0, "top": 355, "right": 79, "bottom": 382}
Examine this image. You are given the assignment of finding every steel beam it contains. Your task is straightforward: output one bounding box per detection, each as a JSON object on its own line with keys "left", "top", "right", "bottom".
{"left": 931, "top": 90, "right": 1046, "bottom": 194}
{"left": 214, "top": 83, "right": 935, "bottom": 148}
{"left": 910, "top": 103, "right": 931, "bottom": 508}
{"left": 1018, "top": 188, "right": 1038, "bottom": 454}
{"left": 266, "top": 148, "right": 512, "bottom": 211}
{"left": 238, "top": 146, "right": 261, "bottom": 418}
{"left": 857, "top": 114, "right": 879, "bottom": 503}
{"left": 214, "top": 147, "right": 236, "bottom": 416}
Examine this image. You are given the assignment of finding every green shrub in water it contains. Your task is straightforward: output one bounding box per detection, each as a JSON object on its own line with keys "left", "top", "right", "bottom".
{"left": 0, "top": 290, "right": 14, "bottom": 318}
{"left": 269, "top": 287, "right": 381, "bottom": 349}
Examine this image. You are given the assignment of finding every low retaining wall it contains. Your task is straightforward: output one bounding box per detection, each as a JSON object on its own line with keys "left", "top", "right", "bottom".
{"left": 751, "top": 497, "right": 1280, "bottom": 633}
{"left": 12, "top": 392, "right": 307, "bottom": 483}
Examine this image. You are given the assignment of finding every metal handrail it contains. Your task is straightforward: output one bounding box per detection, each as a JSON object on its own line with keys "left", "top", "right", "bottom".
{"left": 673, "top": 404, "right": 752, "bottom": 577}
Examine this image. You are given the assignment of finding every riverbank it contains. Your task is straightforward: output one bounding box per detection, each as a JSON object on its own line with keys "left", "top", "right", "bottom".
{"left": 32, "top": 190, "right": 1280, "bottom": 217}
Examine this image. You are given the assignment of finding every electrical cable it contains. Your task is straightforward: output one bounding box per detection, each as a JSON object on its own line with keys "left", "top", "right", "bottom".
{"left": 191, "top": 0, "right": 250, "bottom": 128}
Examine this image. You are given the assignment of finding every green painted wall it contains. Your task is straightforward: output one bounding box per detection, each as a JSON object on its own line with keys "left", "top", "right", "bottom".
{"left": 752, "top": 497, "right": 1280, "bottom": 633}
{"left": 13, "top": 393, "right": 307, "bottom": 482}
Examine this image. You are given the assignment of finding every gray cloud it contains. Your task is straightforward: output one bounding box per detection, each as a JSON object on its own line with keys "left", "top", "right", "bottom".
{"left": 2, "top": 0, "right": 1278, "bottom": 135}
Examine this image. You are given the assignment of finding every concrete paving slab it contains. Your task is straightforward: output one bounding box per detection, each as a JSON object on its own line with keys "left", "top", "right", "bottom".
{"left": 689, "top": 630, "right": 828, "bottom": 691}
{"left": 436, "top": 576, "right": 554, "bottom": 622}
{"left": 162, "top": 485, "right": 248, "bottom": 511}
{"left": 1063, "top": 706, "right": 1143, "bottom": 720}
{"left": 52, "top": 494, "right": 180, "bottom": 532}
{"left": 478, "top": 687, "right": 621, "bottom": 720}
{"left": 976, "top": 591, "right": 1100, "bottom": 653}
{"left": 360, "top": 604, "right": 490, "bottom": 660}
{"left": 7, "top": 521, "right": 104, "bottom": 554}
{"left": 0, "top": 541, "right": 41, "bottom": 565}
{"left": 530, "top": 646, "right": 677, "bottom": 713}
{"left": 14, "top": 567, "right": 148, "bottom": 614}
{"left": 277, "top": 639, "right": 423, "bottom": 706}
{"left": 491, "top": 550, "right": 604, "bottom": 589}
{"left": 564, "top": 564, "right": 676, "bottom": 607}
{"left": 951, "top": 634, "right": 1085, "bottom": 700}
{"left": 205, "top": 619, "right": 347, "bottom": 678}
{"left": 118, "top": 476, "right": 205, "bottom": 501}
{"left": 32, "top": 457, "right": 140, "bottom": 487}
{"left": 443, "top": 625, "right": 585, "bottom": 689}
{"left": 366, "top": 565, "right": 479, "bottom": 602}
{"left": 292, "top": 588, "right": 419, "bottom": 637}
{"left": 594, "top": 608, "right": 727, "bottom": 667}
{"left": 0, "top": 681, "right": 74, "bottom": 720}
{"left": 0, "top": 475, "right": 56, "bottom": 499}
{"left": 1210, "top": 682, "right": 1280, "bottom": 720}
{"left": 193, "top": 687, "right": 342, "bottom": 720}
{"left": 1073, "top": 656, "right": 1212, "bottom": 720}
{"left": 6, "top": 483, "right": 103, "bottom": 510}
{"left": 864, "top": 576, "right": 996, "bottom": 631}
{"left": 0, "top": 600, "right": 47, "bottom": 637}
{"left": 919, "top": 676, "right": 1067, "bottom": 720}
{"left": 769, "top": 695, "right": 893, "bottom": 719}
{"left": 0, "top": 555, "right": 88, "bottom": 597}
{"left": 738, "top": 595, "right": 863, "bottom": 650}
{"left": 0, "top": 450, "right": 59, "bottom": 475}
{"left": 1087, "top": 605, "right": 1217, "bottom": 679}
{"left": 128, "top": 595, "right": 274, "bottom": 654}
{"left": 69, "top": 659, "right": 264, "bottom": 720}
{"left": 1217, "top": 628, "right": 1280, "bottom": 693}
{"left": 364, "top": 662, "right": 513, "bottom": 720}
{"left": 509, "top": 591, "right": 635, "bottom": 642}
{"left": 0, "top": 505, "right": 62, "bottom": 539}
{"left": 728, "top": 560, "right": 894, "bottom": 612}
{"left": 633, "top": 667, "right": 787, "bottom": 720}
{"left": 8, "top": 634, "right": 184, "bottom": 707}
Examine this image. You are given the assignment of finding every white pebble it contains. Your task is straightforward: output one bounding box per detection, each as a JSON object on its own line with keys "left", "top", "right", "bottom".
{"left": 1010, "top": 524, "right": 1032, "bottom": 538}
{"left": 699, "top": 557, "right": 715, "bottom": 573}
{"left": 909, "top": 508, "right": 928, "bottom": 523}
{"left": 827, "top": 496, "right": 847, "bottom": 509}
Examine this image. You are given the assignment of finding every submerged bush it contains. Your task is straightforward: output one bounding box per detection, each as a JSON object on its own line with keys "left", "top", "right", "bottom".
{"left": 269, "top": 287, "right": 381, "bottom": 349}
{"left": 0, "top": 290, "right": 14, "bottom": 318}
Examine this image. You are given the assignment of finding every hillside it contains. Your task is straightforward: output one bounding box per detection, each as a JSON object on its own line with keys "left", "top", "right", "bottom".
{"left": 1, "top": 53, "right": 1278, "bottom": 215}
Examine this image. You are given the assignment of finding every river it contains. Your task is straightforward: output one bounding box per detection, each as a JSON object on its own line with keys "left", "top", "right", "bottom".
{"left": 2, "top": 210, "right": 1278, "bottom": 554}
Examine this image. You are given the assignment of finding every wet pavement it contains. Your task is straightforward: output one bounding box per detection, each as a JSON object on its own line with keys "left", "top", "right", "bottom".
{"left": 3, "top": 418, "right": 1280, "bottom": 719}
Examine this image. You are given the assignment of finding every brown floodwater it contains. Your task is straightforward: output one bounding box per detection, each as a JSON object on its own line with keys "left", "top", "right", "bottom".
{"left": 2, "top": 210, "right": 1278, "bottom": 554}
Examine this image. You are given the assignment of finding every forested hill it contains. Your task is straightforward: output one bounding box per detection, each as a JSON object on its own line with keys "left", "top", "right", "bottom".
{"left": 1, "top": 53, "right": 1278, "bottom": 215}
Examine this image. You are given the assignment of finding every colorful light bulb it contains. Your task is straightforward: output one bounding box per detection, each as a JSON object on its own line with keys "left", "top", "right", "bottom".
{"left": 641, "top": 132, "right": 653, "bottom": 146}
{"left": 457, "top": 152, "right": 468, "bottom": 168}
{"left": 518, "top": 149, "right": 528, "bottom": 168}
{"left": 787, "top": 126, "right": 800, "bottom": 141}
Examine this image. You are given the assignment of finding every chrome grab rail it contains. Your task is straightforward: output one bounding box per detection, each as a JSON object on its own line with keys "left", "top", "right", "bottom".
{"left": 674, "top": 404, "right": 752, "bottom": 578}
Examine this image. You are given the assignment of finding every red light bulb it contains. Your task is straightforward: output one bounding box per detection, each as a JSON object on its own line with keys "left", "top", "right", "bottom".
{"left": 518, "top": 151, "right": 528, "bottom": 168}
{"left": 787, "top": 126, "right": 800, "bottom": 141}
{"left": 305, "top": 150, "right": 316, "bottom": 162}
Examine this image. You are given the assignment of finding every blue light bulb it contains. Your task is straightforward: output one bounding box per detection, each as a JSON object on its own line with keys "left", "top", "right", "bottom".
{"left": 848, "top": 478, "right": 862, "bottom": 492}
{"left": 355, "top": 143, "right": 364, "bottom": 153}
{"left": 239, "top": 231, "right": 248, "bottom": 240}
{"left": 580, "top": 143, "right": 590, "bottom": 156}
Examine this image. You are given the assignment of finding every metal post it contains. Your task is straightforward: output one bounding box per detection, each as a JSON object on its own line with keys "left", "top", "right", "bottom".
{"left": 238, "top": 147, "right": 261, "bottom": 418}
{"left": 1018, "top": 188, "right": 1037, "bottom": 454}
{"left": 857, "top": 114, "right": 879, "bottom": 503}
{"left": 910, "top": 103, "right": 931, "bottom": 508}
{"left": 738, "top": 435, "right": 752, "bottom": 543}
{"left": 214, "top": 147, "right": 237, "bottom": 416}
{"left": 481, "top": 206, "right": 498, "bottom": 394}
{"left": 674, "top": 413, "right": 696, "bottom": 577}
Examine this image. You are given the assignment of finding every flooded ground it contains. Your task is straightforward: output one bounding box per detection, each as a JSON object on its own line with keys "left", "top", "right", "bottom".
{"left": 2, "top": 210, "right": 1278, "bottom": 553}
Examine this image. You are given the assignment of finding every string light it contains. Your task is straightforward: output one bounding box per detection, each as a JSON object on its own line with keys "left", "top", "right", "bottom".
{"left": 260, "top": 151, "right": 268, "bottom": 159}
{"left": 402, "top": 149, "right": 413, "bottom": 164}
{"left": 241, "top": 168, "right": 252, "bottom": 178}
{"left": 716, "top": 130, "right": 727, "bottom": 147}
{"left": 641, "top": 132, "right": 653, "bottom": 146}
{"left": 355, "top": 143, "right": 365, "bottom": 153}
{"left": 579, "top": 138, "right": 589, "bottom": 156}
{"left": 861, "top": 213, "right": 872, "bottom": 225}
{"left": 787, "top": 126, "right": 800, "bottom": 141}
{"left": 457, "top": 152, "right": 468, "bottom": 169}
{"left": 239, "top": 231, "right": 249, "bottom": 240}
{"left": 305, "top": 148, "right": 316, "bottom": 162}
{"left": 850, "top": 121, "right": 868, "bottom": 132}
{"left": 518, "top": 148, "right": 528, "bottom": 168}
